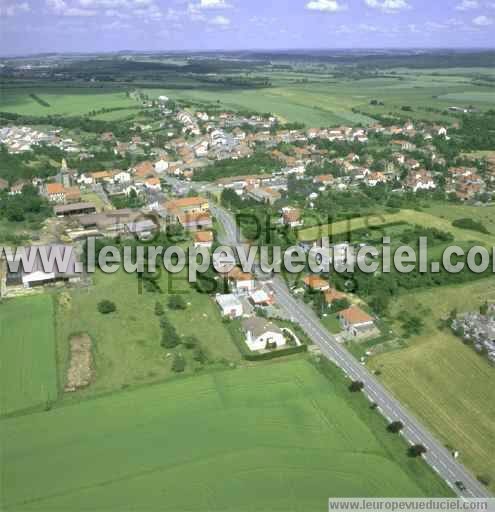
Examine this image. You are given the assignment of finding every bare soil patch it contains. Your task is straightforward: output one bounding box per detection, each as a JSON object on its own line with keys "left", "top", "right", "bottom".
{"left": 65, "top": 333, "right": 93, "bottom": 392}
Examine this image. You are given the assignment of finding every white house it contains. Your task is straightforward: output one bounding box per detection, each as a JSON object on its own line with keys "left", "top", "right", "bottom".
{"left": 241, "top": 317, "right": 286, "bottom": 351}
{"left": 216, "top": 294, "right": 243, "bottom": 318}
{"left": 438, "top": 127, "right": 448, "bottom": 138}
{"left": 77, "top": 173, "right": 94, "bottom": 186}
{"left": 194, "top": 141, "right": 209, "bottom": 158}
{"left": 154, "top": 159, "right": 169, "bottom": 173}
{"left": 248, "top": 289, "right": 272, "bottom": 306}
{"left": 406, "top": 170, "right": 436, "bottom": 192}
{"left": 145, "top": 177, "right": 162, "bottom": 191}
{"left": 114, "top": 170, "right": 132, "bottom": 184}
{"left": 227, "top": 267, "right": 256, "bottom": 294}
{"left": 196, "top": 112, "right": 209, "bottom": 122}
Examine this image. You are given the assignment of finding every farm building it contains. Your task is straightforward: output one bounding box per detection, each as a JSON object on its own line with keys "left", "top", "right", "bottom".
{"left": 1, "top": 245, "right": 81, "bottom": 293}
{"left": 54, "top": 202, "right": 97, "bottom": 217}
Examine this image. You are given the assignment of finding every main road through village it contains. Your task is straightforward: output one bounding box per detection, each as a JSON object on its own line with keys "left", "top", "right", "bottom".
{"left": 211, "top": 204, "right": 491, "bottom": 499}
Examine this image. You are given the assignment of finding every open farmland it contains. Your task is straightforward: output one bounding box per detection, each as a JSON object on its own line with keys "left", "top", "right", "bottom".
{"left": 438, "top": 92, "right": 495, "bottom": 104}
{"left": 147, "top": 85, "right": 354, "bottom": 127}
{"left": 146, "top": 69, "right": 495, "bottom": 126}
{"left": 0, "top": 87, "right": 136, "bottom": 117}
{"left": 1, "top": 359, "right": 450, "bottom": 511}
{"left": 56, "top": 269, "right": 241, "bottom": 398}
{"left": 0, "top": 294, "right": 58, "bottom": 416}
{"left": 1, "top": 67, "right": 493, "bottom": 125}
{"left": 298, "top": 209, "right": 495, "bottom": 246}
{"left": 369, "top": 278, "right": 495, "bottom": 492}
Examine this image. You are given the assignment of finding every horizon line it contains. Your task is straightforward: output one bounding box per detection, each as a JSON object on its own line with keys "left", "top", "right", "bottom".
{"left": 2, "top": 47, "right": 495, "bottom": 59}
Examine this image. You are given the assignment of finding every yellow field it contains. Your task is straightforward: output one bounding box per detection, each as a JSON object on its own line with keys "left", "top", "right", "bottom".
{"left": 369, "top": 278, "right": 495, "bottom": 491}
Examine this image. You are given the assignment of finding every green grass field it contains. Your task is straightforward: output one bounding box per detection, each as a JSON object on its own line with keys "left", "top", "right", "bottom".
{"left": 80, "top": 192, "right": 110, "bottom": 212}
{"left": 369, "top": 278, "right": 495, "bottom": 492}
{"left": 0, "top": 88, "right": 136, "bottom": 117}
{"left": 1, "top": 68, "right": 493, "bottom": 125}
{"left": 1, "top": 359, "right": 450, "bottom": 511}
{"left": 424, "top": 203, "right": 495, "bottom": 236}
{"left": 298, "top": 209, "right": 495, "bottom": 246}
{"left": 56, "top": 269, "right": 241, "bottom": 398}
{"left": 145, "top": 70, "right": 494, "bottom": 126}
{"left": 438, "top": 92, "right": 495, "bottom": 104}
{"left": 90, "top": 107, "right": 141, "bottom": 121}
{"left": 0, "top": 294, "right": 58, "bottom": 416}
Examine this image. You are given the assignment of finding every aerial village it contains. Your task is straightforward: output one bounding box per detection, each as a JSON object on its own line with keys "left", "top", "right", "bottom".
{"left": 1, "top": 96, "right": 494, "bottom": 358}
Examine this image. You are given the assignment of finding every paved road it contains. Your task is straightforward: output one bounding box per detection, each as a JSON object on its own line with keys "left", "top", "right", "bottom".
{"left": 212, "top": 204, "right": 491, "bottom": 499}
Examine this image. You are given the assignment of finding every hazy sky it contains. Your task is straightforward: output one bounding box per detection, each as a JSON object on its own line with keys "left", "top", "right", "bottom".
{"left": 0, "top": 0, "right": 494, "bottom": 55}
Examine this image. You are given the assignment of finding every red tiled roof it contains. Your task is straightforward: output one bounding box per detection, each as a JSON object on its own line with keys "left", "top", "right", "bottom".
{"left": 46, "top": 183, "right": 65, "bottom": 194}
{"left": 340, "top": 306, "right": 373, "bottom": 325}
{"left": 303, "top": 275, "right": 329, "bottom": 290}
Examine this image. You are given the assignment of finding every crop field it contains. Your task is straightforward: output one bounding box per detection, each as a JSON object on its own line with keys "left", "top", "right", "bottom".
{"left": 56, "top": 269, "right": 241, "bottom": 398}
{"left": 0, "top": 87, "right": 136, "bottom": 117}
{"left": 0, "top": 294, "right": 58, "bottom": 416}
{"left": 1, "top": 68, "right": 492, "bottom": 125}
{"left": 298, "top": 209, "right": 495, "bottom": 246}
{"left": 368, "top": 278, "right": 495, "bottom": 492}
{"left": 146, "top": 69, "right": 494, "bottom": 126}
{"left": 1, "top": 359, "right": 450, "bottom": 511}
{"left": 147, "top": 86, "right": 354, "bottom": 127}
{"left": 438, "top": 92, "right": 495, "bottom": 104}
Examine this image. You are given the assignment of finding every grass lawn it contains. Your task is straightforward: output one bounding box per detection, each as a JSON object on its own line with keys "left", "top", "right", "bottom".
{"left": 80, "top": 192, "right": 109, "bottom": 212}
{"left": 424, "top": 203, "right": 495, "bottom": 237}
{"left": 56, "top": 268, "right": 241, "bottom": 398}
{"left": 0, "top": 88, "right": 136, "bottom": 117}
{"left": 298, "top": 209, "right": 495, "bottom": 246}
{"left": 0, "top": 294, "right": 58, "bottom": 416}
{"left": 321, "top": 313, "right": 342, "bottom": 334}
{"left": 1, "top": 358, "right": 450, "bottom": 511}
{"left": 368, "top": 277, "right": 495, "bottom": 492}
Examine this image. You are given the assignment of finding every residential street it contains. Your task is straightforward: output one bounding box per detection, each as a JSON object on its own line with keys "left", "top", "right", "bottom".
{"left": 212, "top": 204, "right": 492, "bottom": 499}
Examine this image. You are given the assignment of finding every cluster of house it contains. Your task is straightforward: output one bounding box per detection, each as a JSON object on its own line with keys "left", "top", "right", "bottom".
{"left": 301, "top": 275, "right": 379, "bottom": 339}
{"left": 446, "top": 167, "right": 487, "bottom": 201}
{"left": 0, "top": 126, "right": 80, "bottom": 154}
{"left": 213, "top": 263, "right": 302, "bottom": 352}
{"left": 162, "top": 196, "right": 212, "bottom": 232}
{"left": 451, "top": 304, "right": 495, "bottom": 363}
{"left": 36, "top": 158, "right": 167, "bottom": 215}
{"left": 7, "top": 102, "right": 488, "bottom": 207}
{"left": 151, "top": 117, "right": 479, "bottom": 200}
{"left": 177, "top": 110, "right": 201, "bottom": 137}
{"left": 213, "top": 256, "right": 379, "bottom": 347}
